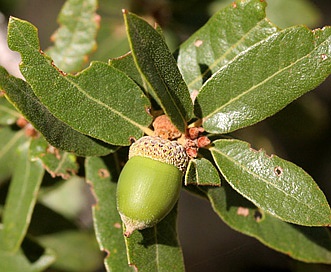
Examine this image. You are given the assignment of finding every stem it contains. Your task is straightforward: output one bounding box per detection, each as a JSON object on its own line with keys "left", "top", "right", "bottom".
{"left": 188, "top": 119, "right": 202, "bottom": 128}
{"left": 143, "top": 127, "right": 154, "bottom": 136}
{"left": 177, "top": 134, "right": 187, "bottom": 147}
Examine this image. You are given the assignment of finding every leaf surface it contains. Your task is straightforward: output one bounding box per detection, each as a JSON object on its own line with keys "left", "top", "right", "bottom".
{"left": 0, "top": 247, "right": 55, "bottom": 272}
{"left": 38, "top": 231, "right": 102, "bottom": 272}
{"left": 124, "top": 11, "right": 193, "bottom": 132}
{"left": 266, "top": 0, "right": 321, "bottom": 28}
{"left": 184, "top": 157, "right": 221, "bottom": 186}
{"left": 0, "top": 140, "right": 44, "bottom": 252}
{"left": 30, "top": 137, "right": 78, "bottom": 179}
{"left": 0, "top": 127, "right": 26, "bottom": 182}
{"left": 124, "top": 204, "right": 185, "bottom": 272}
{"left": 109, "top": 52, "right": 144, "bottom": 89}
{"left": 210, "top": 139, "right": 331, "bottom": 226}
{"left": 0, "top": 96, "right": 20, "bottom": 125}
{"left": 7, "top": 17, "right": 152, "bottom": 146}
{"left": 201, "top": 183, "right": 331, "bottom": 263}
{"left": 177, "top": 0, "right": 278, "bottom": 93}
{"left": 85, "top": 156, "right": 132, "bottom": 271}
{"left": 46, "top": 0, "right": 99, "bottom": 73}
{"left": 197, "top": 26, "right": 331, "bottom": 133}
{"left": 0, "top": 66, "right": 116, "bottom": 156}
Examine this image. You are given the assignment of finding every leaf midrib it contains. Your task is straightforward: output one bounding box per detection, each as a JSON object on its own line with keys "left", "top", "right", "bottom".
{"left": 187, "top": 19, "right": 274, "bottom": 89}
{"left": 203, "top": 30, "right": 329, "bottom": 121}
{"left": 127, "top": 16, "right": 187, "bottom": 129}
{"left": 13, "top": 21, "right": 148, "bottom": 134}
{"left": 210, "top": 145, "right": 327, "bottom": 220}
{"left": 66, "top": 74, "right": 148, "bottom": 131}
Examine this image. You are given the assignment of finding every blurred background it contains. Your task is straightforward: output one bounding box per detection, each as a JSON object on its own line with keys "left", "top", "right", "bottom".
{"left": 1, "top": 0, "right": 331, "bottom": 271}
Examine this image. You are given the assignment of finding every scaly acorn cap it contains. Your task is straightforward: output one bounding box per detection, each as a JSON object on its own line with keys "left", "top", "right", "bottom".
{"left": 129, "top": 136, "right": 189, "bottom": 173}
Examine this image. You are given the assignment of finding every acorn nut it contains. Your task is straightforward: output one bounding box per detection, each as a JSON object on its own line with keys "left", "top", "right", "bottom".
{"left": 116, "top": 136, "right": 189, "bottom": 237}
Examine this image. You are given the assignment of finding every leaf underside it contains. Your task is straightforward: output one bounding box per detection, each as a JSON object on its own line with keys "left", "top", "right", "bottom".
{"left": 185, "top": 157, "right": 221, "bottom": 186}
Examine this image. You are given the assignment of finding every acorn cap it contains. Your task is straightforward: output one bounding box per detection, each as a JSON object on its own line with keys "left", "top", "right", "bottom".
{"left": 129, "top": 136, "right": 189, "bottom": 173}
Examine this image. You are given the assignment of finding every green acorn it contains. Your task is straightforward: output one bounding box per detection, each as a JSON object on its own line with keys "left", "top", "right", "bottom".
{"left": 116, "top": 136, "right": 189, "bottom": 237}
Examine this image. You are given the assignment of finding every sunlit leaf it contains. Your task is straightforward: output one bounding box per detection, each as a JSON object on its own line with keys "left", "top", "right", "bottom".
{"left": 201, "top": 183, "right": 331, "bottom": 263}
{"left": 7, "top": 17, "right": 152, "bottom": 146}
{"left": 0, "top": 66, "right": 117, "bottom": 156}
{"left": 125, "top": 204, "right": 185, "bottom": 271}
{"left": 197, "top": 25, "right": 331, "bottom": 133}
{"left": 46, "top": 0, "right": 99, "bottom": 73}
{"left": 210, "top": 139, "right": 331, "bottom": 226}
{"left": 266, "top": 0, "right": 321, "bottom": 28}
{"left": 184, "top": 157, "right": 221, "bottom": 186}
{"left": 178, "top": 0, "right": 278, "bottom": 93}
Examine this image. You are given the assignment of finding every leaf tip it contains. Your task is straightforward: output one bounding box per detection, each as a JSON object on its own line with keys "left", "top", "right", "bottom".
{"left": 8, "top": 16, "right": 17, "bottom": 23}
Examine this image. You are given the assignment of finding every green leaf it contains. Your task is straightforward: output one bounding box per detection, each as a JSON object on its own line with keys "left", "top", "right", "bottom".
{"left": 123, "top": 11, "right": 193, "bottom": 132}
{"left": 197, "top": 25, "right": 331, "bottom": 134}
{"left": 90, "top": 0, "right": 130, "bottom": 61}
{"left": 7, "top": 17, "right": 152, "bottom": 146}
{"left": 266, "top": 0, "right": 321, "bottom": 29}
{"left": 202, "top": 183, "right": 331, "bottom": 263}
{"left": 0, "top": 66, "right": 117, "bottom": 156}
{"left": 109, "top": 52, "right": 145, "bottom": 88}
{"left": 124, "top": 204, "right": 185, "bottom": 272}
{"left": 0, "top": 247, "right": 56, "bottom": 272}
{"left": 85, "top": 156, "right": 131, "bottom": 271}
{"left": 46, "top": 0, "right": 99, "bottom": 73}
{"left": 38, "top": 176, "right": 87, "bottom": 220}
{"left": 38, "top": 231, "right": 102, "bottom": 272}
{"left": 29, "top": 137, "right": 78, "bottom": 179}
{"left": 0, "top": 127, "right": 26, "bottom": 182}
{"left": 184, "top": 157, "right": 221, "bottom": 186}
{"left": 0, "top": 95, "right": 20, "bottom": 125}
{"left": 210, "top": 139, "right": 331, "bottom": 226}
{"left": 177, "top": 0, "right": 278, "bottom": 93}
{"left": 86, "top": 156, "right": 185, "bottom": 271}
{"left": 0, "top": 139, "right": 45, "bottom": 252}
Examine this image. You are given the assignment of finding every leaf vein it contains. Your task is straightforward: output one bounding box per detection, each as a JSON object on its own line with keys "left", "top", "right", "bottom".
{"left": 204, "top": 35, "right": 328, "bottom": 120}
{"left": 211, "top": 147, "right": 324, "bottom": 217}
{"left": 188, "top": 19, "right": 271, "bottom": 89}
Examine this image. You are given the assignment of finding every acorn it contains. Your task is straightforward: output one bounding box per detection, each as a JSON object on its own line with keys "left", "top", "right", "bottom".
{"left": 116, "top": 136, "right": 189, "bottom": 237}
